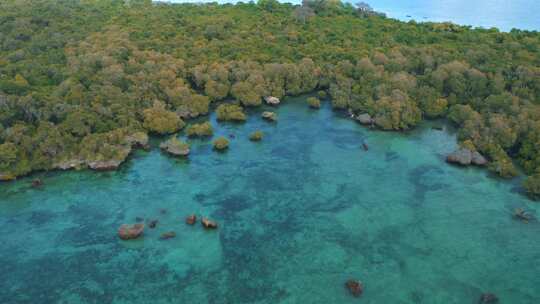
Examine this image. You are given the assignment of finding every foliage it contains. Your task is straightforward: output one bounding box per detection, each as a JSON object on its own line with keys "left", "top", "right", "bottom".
{"left": 143, "top": 101, "right": 185, "bottom": 135}
{"left": 0, "top": 0, "right": 538, "bottom": 193}
{"left": 216, "top": 104, "right": 247, "bottom": 122}
{"left": 186, "top": 122, "right": 213, "bottom": 137}
{"left": 213, "top": 137, "right": 229, "bottom": 150}
{"left": 523, "top": 174, "right": 540, "bottom": 199}
{"left": 307, "top": 97, "right": 321, "bottom": 109}
{"left": 249, "top": 130, "right": 264, "bottom": 141}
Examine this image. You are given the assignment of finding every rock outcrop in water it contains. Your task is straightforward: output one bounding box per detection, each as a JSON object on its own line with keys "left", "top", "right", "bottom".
{"left": 355, "top": 113, "right": 374, "bottom": 125}
{"left": 262, "top": 111, "right": 277, "bottom": 122}
{"left": 126, "top": 132, "right": 150, "bottom": 150}
{"left": 446, "top": 148, "right": 487, "bottom": 166}
{"left": 160, "top": 137, "right": 190, "bottom": 157}
{"left": 88, "top": 159, "right": 125, "bottom": 171}
{"left": 201, "top": 217, "right": 218, "bottom": 229}
{"left": 345, "top": 279, "right": 363, "bottom": 297}
{"left": 213, "top": 137, "right": 229, "bottom": 151}
{"left": 478, "top": 293, "right": 499, "bottom": 304}
{"left": 31, "top": 179, "right": 43, "bottom": 188}
{"left": 118, "top": 223, "right": 145, "bottom": 240}
{"left": 50, "top": 132, "right": 150, "bottom": 174}
{"left": 513, "top": 208, "right": 532, "bottom": 223}
{"left": 148, "top": 219, "right": 158, "bottom": 228}
{"left": 264, "top": 96, "right": 280, "bottom": 105}
{"left": 249, "top": 130, "right": 264, "bottom": 141}
{"left": 160, "top": 231, "right": 176, "bottom": 240}
{"left": 186, "top": 214, "right": 197, "bottom": 225}
{"left": 0, "top": 173, "right": 15, "bottom": 181}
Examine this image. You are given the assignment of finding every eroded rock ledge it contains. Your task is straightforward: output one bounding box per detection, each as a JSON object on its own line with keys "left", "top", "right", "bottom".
{"left": 446, "top": 148, "right": 488, "bottom": 166}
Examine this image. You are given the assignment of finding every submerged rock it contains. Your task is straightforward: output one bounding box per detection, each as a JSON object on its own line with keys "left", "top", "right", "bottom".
{"left": 201, "top": 217, "right": 218, "bottom": 229}
{"left": 355, "top": 113, "right": 374, "bottom": 125}
{"left": 264, "top": 96, "right": 280, "bottom": 105}
{"left": 160, "top": 138, "right": 190, "bottom": 157}
{"left": 31, "top": 179, "right": 43, "bottom": 188}
{"left": 186, "top": 214, "right": 197, "bottom": 225}
{"left": 478, "top": 293, "right": 499, "bottom": 304}
{"left": 160, "top": 231, "right": 176, "bottom": 240}
{"left": 118, "top": 223, "right": 145, "bottom": 240}
{"left": 148, "top": 219, "right": 158, "bottom": 228}
{"left": 262, "top": 111, "right": 277, "bottom": 122}
{"left": 362, "top": 141, "right": 369, "bottom": 151}
{"left": 345, "top": 279, "right": 364, "bottom": 297}
{"left": 513, "top": 208, "right": 532, "bottom": 223}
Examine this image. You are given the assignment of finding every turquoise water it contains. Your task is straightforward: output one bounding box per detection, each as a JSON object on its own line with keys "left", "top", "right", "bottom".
{"left": 164, "top": 0, "right": 540, "bottom": 31}
{"left": 1, "top": 97, "right": 539, "bottom": 303}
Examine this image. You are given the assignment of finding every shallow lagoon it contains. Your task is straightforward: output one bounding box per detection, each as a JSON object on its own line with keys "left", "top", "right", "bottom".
{"left": 0, "top": 97, "right": 539, "bottom": 303}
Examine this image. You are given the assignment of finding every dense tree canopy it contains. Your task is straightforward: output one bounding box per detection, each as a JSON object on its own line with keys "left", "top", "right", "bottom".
{"left": 0, "top": 0, "right": 539, "bottom": 196}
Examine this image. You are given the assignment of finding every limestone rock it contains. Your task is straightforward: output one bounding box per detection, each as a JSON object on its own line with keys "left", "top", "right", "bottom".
{"left": 201, "top": 217, "right": 218, "bottom": 229}
{"left": 126, "top": 132, "right": 150, "bottom": 150}
{"left": 88, "top": 160, "right": 123, "bottom": 171}
{"left": 262, "top": 111, "right": 277, "bottom": 122}
{"left": 355, "top": 113, "right": 374, "bottom": 125}
{"left": 0, "top": 173, "right": 16, "bottom": 181}
{"left": 264, "top": 96, "right": 280, "bottom": 105}
{"left": 160, "top": 231, "right": 176, "bottom": 240}
{"left": 446, "top": 148, "right": 488, "bottom": 167}
{"left": 478, "top": 293, "right": 499, "bottom": 304}
{"left": 148, "top": 219, "right": 158, "bottom": 229}
{"left": 118, "top": 223, "right": 145, "bottom": 240}
{"left": 471, "top": 151, "right": 488, "bottom": 166}
{"left": 54, "top": 159, "right": 84, "bottom": 171}
{"left": 186, "top": 214, "right": 197, "bottom": 225}
{"left": 446, "top": 148, "right": 473, "bottom": 166}
{"left": 160, "top": 138, "right": 190, "bottom": 157}
{"left": 31, "top": 179, "right": 43, "bottom": 188}
{"left": 345, "top": 280, "right": 364, "bottom": 297}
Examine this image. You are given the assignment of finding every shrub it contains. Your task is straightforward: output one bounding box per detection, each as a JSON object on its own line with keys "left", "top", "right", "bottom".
{"left": 249, "top": 130, "right": 264, "bottom": 141}
{"left": 143, "top": 101, "right": 185, "bottom": 134}
{"left": 186, "top": 122, "right": 213, "bottom": 137}
{"left": 216, "top": 104, "right": 247, "bottom": 121}
{"left": 213, "top": 137, "right": 229, "bottom": 151}
{"left": 307, "top": 97, "right": 321, "bottom": 109}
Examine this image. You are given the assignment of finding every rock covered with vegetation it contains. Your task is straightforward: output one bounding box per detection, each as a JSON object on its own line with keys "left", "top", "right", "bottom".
{"left": 143, "top": 101, "right": 186, "bottom": 135}
{"left": 249, "top": 130, "right": 264, "bottom": 141}
{"left": 262, "top": 111, "right": 277, "bottom": 122}
{"left": 0, "top": 0, "right": 538, "bottom": 196}
{"left": 213, "top": 137, "right": 229, "bottom": 151}
{"left": 118, "top": 223, "right": 145, "bottom": 240}
{"left": 216, "top": 104, "right": 247, "bottom": 122}
{"left": 186, "top": 122, "right": 213, "bottom": 137}
{"left": 160, "top": 137, "right": 190, "bottom": 157}
{"left": 307, "top": 97, "right": 321, "bottom": 109}
{"left": 446, "top": 148, "right": 488, "bottom": 166}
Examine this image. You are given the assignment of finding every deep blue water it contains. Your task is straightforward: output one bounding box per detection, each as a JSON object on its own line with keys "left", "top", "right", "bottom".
{"left": 1, "top": 97, "right": 539, "bottom": 303}
{"left": 164, "top": 0, "right": 540, "bottom": 31}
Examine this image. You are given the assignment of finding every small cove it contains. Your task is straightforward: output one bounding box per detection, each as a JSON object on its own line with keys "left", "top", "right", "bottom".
{"left": 0, "top": 96, "right": 539, "bottom": 303}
